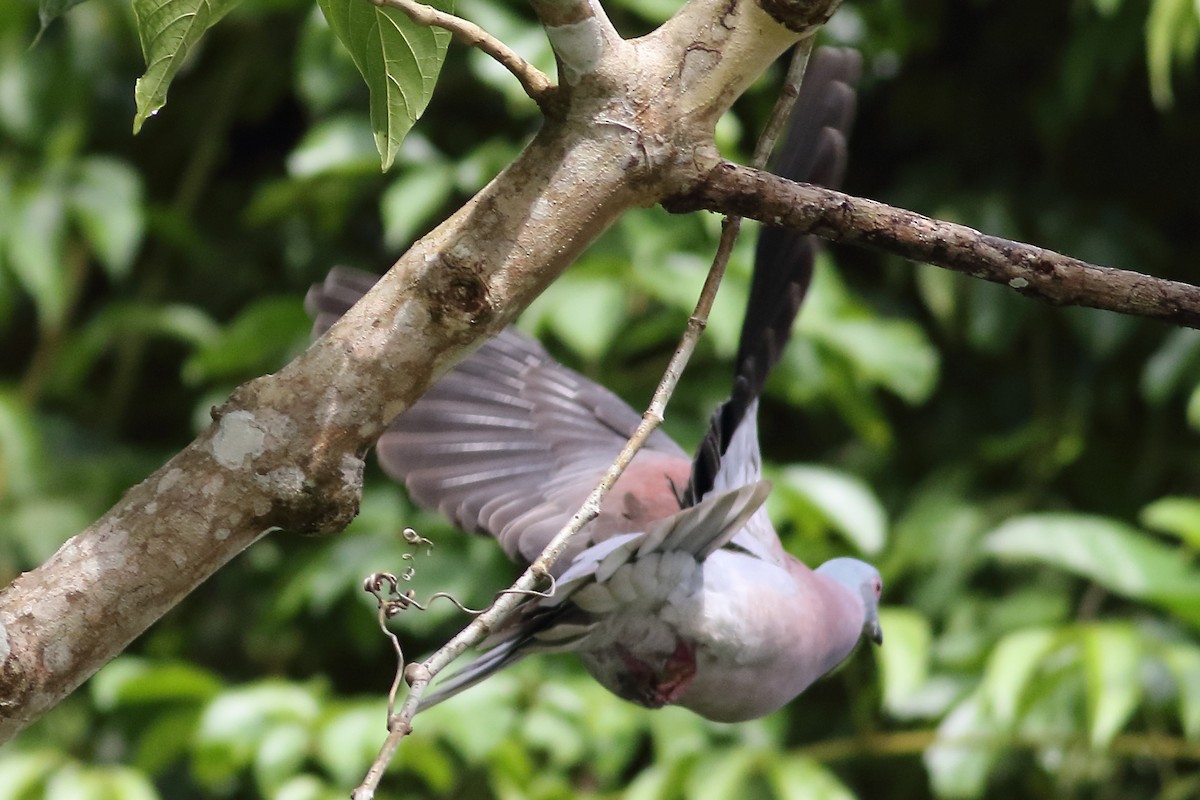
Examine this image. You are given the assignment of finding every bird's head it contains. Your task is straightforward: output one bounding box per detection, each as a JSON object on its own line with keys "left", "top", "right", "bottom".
{"left": 816, "top": 557, "right": 883, "bottom": 646}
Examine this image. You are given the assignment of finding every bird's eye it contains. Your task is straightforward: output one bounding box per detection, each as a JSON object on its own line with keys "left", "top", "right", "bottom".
{"left": 873, "top": 578, "right": 882, "bottom": 596}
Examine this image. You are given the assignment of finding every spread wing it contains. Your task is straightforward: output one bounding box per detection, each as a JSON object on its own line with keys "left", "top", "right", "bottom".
{"left": 306, "top": 268, "right": 691, "bottom": 565}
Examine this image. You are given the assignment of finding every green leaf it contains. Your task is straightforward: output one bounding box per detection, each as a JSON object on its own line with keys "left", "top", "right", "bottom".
{"left": 381, "top": 163, "right": 453, "bottom": 249}
{"left": 130, "top": 0, "right": 242, "bottom": 133}
{"left": 773, "top": 465, "right": 887, "bottom": 555}
{"left": 0, "top": 751, "right": 64, "bottom": 800}
{"left": 1146, "top": 0, "right": 1200, "bottom": 108}
{"left": 520, "top": 708, "right": 588, "bottom": 767}
{"left": 924, "top": 691, "right": 1000, "bottom": 800}
{"left": 6, "top": 179, "right": 68, "bottom": 328}
{"left": 983, "top": 513, "right": 1200, "bottom": 605}
{"left": 0, "top": 389, "right": 44, "bottom": 498}
{"left": 43, "top": 763, "right": 159, "bottom": 800}
{"left": 182, "top": 297, "right": 308, "bottom": 384}
{"left": 1081, "top": 623, "right": 1142, "bottom": 747}
{"left": 91, "top": 657, "right": 223, "bottom": 710}
{"left": 526, "top": 271, "right": 628, "bottom": 362}
{"left": 767, "top": 757, "right": 856, "bottom": 800}
{"left": 624, "top": 763, "right": 677, "bottom": 800}
{"left": 95, "top": 766, "right": 160, "bottom": 800}
{"left": 418, "top": 672, "right": 519, "bottom": 764}
{"left": 315, "top": 702, "right": 391, "bottom": 787}
{"left": 315, "top": 0, "right": 452, "bottom": 170}
{"left": 53, "top": 302, "right": 219, "bottom": 393}
{"left": 981, "top": 628, "right": 1058, "bottom": 727}
{"left": 914, "top": 262, "right": 959, "bottom": 329}
{"left": 874, "top": 607, "right": 932, "bottom": 718}
{"left": 684, "top": 747, "right": 757, "bottom": 800}
{"left": 272, "top": 775, "right": 344, "bottom": 800}
{"left": 1140, "top": 328, "right": 1200, "bottom": 404}
{"left": 286, "top": 115, "right": 381, "bottom": 178}
{"left": 68, "top": 157, "right": 145, "bottom": 279}
{"left": 1163, "top": 643, "right": 1200, "bottom": 739}
{"left": 253, "top": 722, "right": 310, "bottom": 794}
{"left": 1140, "top": 496, "right": 1200, "bottom": 548}
{"left": 193, "top": 681, "right": 322, "bottom": 786}
{"left": 132, "top": 708, "right": 204, "bottom": 775}
{"left": 817, "top": 317, "right": 940, "bottom": 405}
{"left": 296, "top": 7, "right": 365, "bottom": 115}
{"left": 1188, "top": 383, "right": 1200, "bottom": 432}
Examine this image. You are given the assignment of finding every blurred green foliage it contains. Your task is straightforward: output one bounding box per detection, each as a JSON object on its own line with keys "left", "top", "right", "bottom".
{"left": 3, "top": 0, "right": 1200, "bottom": 798}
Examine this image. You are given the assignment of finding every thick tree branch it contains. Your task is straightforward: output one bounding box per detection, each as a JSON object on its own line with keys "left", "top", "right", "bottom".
{"left": 0, "top": 0, "right": 830, "bottom": 744}
{"left": 667, "top": 161, "right": 1200, "bottom": 328}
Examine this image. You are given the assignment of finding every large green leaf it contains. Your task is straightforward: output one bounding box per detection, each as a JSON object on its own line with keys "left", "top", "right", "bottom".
{"left": 193, "top": 681, "right": 323, "bottom": 787}
{"left": 1163, "top": 643, "right": 1200, "bottom": 739}
{"left": 0, "top": 389, "right": 43, "bottom": 498}
{"left": 983, "top": 514, "right": 1200, "bottom": 615}
{"left": 91, "top": 657, "right": 223, "bottom": 710}
{"left": 924, "top": 691, "right": 1000, "bottom": 800}
{"left": 772, "top": 464, "right": 888, "bottom": 555}
{"left": 1146, "top": 0, "right": 1200, "bottom": 108}
{"left": 685, "top": 747, "right": 758, "bottom": 800}
{"left": 1140, "top": 496, "right": 1200, "bottom": 548}
{"left": 130, "top": 0, "right": 242, "bottom": 133}
{"left": 381, "top": 163, "right": 455, "bottom": 248}
{"left": 767, "top": 758, "right": 857, "bottom": 800}
{"left": 286, "top": 115, "right": 381, "bottom": 178}
{"left": 315, "top": 0, "right": 452, "bottom": 170}
{"left": 6, "top": 178, "right": 68, "bottom": 328}
{"left": 1081, "top": 623, "right": 1142, "bottom": 747}
{"left": 981, "top": 627, "right": 1059, "bottom": 727}
{"left": 0, "top": 751, "right": 65, "bottom": 800}
{"left": 874, "top": 607, "right": 932, "bottom": 717}
{"left": 68, "top": 157, "right": 145, "bottom": 279}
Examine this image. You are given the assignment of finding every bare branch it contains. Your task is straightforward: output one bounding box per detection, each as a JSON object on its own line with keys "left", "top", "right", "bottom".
{"left": 373, "top": 0, "right": 556, "bottom": 107}
{"left": 667, "top": 161, "right": 1200, "bottom": 328}
{"left": 2, "top": 0, "right": 816, "bottom": 743}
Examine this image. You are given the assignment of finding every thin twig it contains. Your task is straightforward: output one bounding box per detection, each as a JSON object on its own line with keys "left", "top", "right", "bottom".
{"left": 752, "top": 39, "right": 814, "bottom": 168}
{"left": 372, "top": 0, "right": 555, "bottom": 107}
{"left": 350, "top": 41, "right": 820, "bottom": 800}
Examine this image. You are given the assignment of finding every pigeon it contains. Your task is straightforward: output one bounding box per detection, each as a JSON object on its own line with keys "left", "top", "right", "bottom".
{"left": 306, "top": 47, "right": 881, "bottom": 723}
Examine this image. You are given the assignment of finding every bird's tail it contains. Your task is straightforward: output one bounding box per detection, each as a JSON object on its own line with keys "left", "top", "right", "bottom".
{"left": 685, "top": 46, "right": 861, "bottom": 505}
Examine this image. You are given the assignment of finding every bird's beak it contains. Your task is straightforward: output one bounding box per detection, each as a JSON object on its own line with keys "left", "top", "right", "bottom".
{"left": 868, "top": 617, "right": 883, "bottom": 646}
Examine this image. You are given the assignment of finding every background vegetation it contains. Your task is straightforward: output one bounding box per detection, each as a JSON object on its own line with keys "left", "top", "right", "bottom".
{"left": 3, "top": 0, "right": 1200, "bottom": 797}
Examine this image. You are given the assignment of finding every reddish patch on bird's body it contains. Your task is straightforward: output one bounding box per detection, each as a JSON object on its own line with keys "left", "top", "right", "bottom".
{"left": 615, "top": 640, "right": 697, "bottom": 708}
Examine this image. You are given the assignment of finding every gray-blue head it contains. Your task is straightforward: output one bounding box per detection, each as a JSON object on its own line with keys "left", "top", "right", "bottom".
{"left": 816, "top": 557, "right": 883, "bottom": 645}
